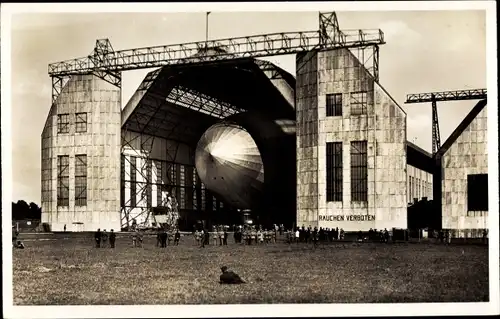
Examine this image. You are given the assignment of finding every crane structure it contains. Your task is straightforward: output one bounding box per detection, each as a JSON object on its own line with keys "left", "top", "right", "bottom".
{"left": 405, "top": 88, "right": 487, "bottom": 155}
{"left": 48, "top": 11, "right": 386, "bottom": 103}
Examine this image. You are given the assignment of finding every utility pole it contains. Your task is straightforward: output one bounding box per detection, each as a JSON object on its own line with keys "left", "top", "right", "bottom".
{"left": 206, "top": 12, "right": 211, "bottom": 49}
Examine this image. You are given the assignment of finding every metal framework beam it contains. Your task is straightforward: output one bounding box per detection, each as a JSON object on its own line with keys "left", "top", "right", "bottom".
{"left": 405, "top": 89, "right": 487, "bottom": 104}
{"left": 48, "top": 12, "right": 385, "bottom": 77}
{"left": 404, "top": 88, "right": 487, "bottom": 155}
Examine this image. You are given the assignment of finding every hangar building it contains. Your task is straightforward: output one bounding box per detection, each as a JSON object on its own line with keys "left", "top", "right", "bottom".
{"left": 40, "top": 24, "right": 488, "bottom": 237}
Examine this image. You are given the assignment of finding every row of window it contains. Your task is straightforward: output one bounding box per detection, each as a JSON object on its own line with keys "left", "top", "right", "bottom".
{"left": 57, "top": 113, "right": 88, "bottom": 134}
{"left": 408, "top": 176, "right": 432, "bottom": 203}
{"left": 326, "top": 91, "right": 368, "bottom": 117}
{"left": 326, "top": 141, "right": 368, "bottom": 202}
{"left": 57, "top": 155, "right": 87, "bottom": 206}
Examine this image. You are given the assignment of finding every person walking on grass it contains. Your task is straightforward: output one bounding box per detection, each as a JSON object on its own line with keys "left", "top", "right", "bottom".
{"left": 109, "top": 229, "right": 116, "bottom": 248}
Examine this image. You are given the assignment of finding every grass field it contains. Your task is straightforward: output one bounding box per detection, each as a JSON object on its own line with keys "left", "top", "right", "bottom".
{"left": 12, "top": 234, "right": 489, "bottom": 305}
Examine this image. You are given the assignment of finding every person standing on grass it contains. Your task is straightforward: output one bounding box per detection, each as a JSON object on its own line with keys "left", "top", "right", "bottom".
{"left": 482, "top": 229, "right": 488, "bottom": 244}
{"left": 199, "top": 229, "right": 205, "bottom": 248}
{"left": 165, "top": 229, "right": 168, "bottom": 248}
{"left": 174, "top": 229, "right": 181, "bottom": 246}
{"left": 205, "top": 229, "right": 210, "bottom": 247}
{"left": 383, "top": 228, "right": 389, "bottom": 243}
{"left": 95, "top": 228, "right": 102, "bottom": 248}
{"left": 223, "top": 228, "right": 228, "bottom": 245}
{"left": 194, "top": 229, "right": 200, "bottom": 245}
{"left": 102, "top": 229, "right": 108, "bottom": 247}
{"left": 312, "top": 227, "right": 318, "bottom": 247}
{"left": 138, "top": 230, "right": 144, "bottom": 248}
{"left": 109, "top": 229, "right": 116, "bottom": 248}
{"left": 233, "top": 228, "right": 238, "bottom": 244}
{"left": 132, "top": 230, "right": 138, "bottom": 248}
{"left": 218, "top": 228, "right": 224, "bottom": 246}
{"left": 156, "top": 229, "right": 162, "bottom": 247}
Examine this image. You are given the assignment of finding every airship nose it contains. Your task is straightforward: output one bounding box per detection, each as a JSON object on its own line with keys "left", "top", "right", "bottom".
{"left": 194, "top": 122, "right": 265, "bottom": 209}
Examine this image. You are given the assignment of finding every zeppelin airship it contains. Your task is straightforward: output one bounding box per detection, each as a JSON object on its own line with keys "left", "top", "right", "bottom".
{"left": 195, "top": 111, "right": 296, "bottom": 225}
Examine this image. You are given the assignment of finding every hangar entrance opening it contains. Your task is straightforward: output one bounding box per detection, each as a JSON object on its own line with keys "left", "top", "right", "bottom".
{"left": 120, "top": 58, "right": 296, "bottom": 231}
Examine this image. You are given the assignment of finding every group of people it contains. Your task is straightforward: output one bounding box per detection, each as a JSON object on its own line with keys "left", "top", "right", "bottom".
{"left": 192, "top": 225, "right": 282, "bottom": 247}
{"left": 194, "top": 227, "right": 229, "bottom": 247}
{"left": 89, "top": 223, "right": 486, "bottom": 250}
{"left": 286, "top": 226, "right": 345, "bottom": 245}
{"left": 238, "top": 227, "right": 278, "bottom": 245}
{"left": 156, "top": 229, "right": 181, "bottom": 247}
{"left": 362, "top": 228, "right": 391, "bottom": 243}
{"left": 94, "top": 229, "right": 117, "bottom": 248}
{"left": 93, "top": 228, "right": 185, "bottom": 248}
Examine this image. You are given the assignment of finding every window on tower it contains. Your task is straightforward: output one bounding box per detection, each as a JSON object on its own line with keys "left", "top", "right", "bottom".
{"left": 57, "top": 114, "right": 70, "bottom": 134}
{"left": 326, "top": 93, "right": 343, "bottom": 117}
{"left": 57, "top": 155, "right": 70, "bottom": 206}
{"left": 75, "top": 154, "right": 87, "bottom": 206}
{"left": 350, "top": 141, "right": 368, "bottom": 202}
{"left": 350, "top": 91, "right": 368, "bottom": 116}
{"left": 467, "top": 174, "right": 488, "bottom": 212}
{"left": 75, "top": 113, "right": 88, "bottom": 133}
{"left": 326, "top": 142, "right": 343, "bottom": 202}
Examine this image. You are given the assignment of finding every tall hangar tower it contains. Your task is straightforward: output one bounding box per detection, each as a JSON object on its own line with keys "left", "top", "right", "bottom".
{"left": 41, "top": 12, "right": 396, "bottom": 232}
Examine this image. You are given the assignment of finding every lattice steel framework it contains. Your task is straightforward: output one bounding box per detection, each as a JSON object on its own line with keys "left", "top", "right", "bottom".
{"left": 405, "top": 89, "right": 487, "bottom": 155}
{"left": 120, "top": 72, "right": 233, "bottom": 229}
{"left": 48, "top": 12, "right": 385, "bottom": 102}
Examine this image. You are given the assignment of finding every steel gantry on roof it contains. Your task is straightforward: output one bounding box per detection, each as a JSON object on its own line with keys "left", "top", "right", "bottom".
{"left": 48, "top": 11, "right": 386, "bottom": 103}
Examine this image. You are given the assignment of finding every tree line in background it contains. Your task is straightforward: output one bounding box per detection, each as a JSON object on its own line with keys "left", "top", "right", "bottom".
{"left": 12, "top": 200, "right": 42, "bottom": 220}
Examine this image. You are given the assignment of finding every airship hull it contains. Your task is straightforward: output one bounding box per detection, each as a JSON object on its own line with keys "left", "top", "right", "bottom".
{"left": 195, "top": 112, "right": 296, "bottom": 225}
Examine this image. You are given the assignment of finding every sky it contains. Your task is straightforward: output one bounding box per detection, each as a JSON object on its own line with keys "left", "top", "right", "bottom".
{"left": 8, "top": 10, "right": 486, "bottom": 203}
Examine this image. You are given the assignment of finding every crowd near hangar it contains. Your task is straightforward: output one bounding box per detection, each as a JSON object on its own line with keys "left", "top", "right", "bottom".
{"left": 40, "top": 13, "right": 488, "bottom": 238}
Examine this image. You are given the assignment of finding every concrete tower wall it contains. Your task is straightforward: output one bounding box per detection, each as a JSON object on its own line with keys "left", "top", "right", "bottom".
{"left": 296, "top": 51, "right": 319, "bottom": 227}
{"left": 41, "top": 74, "right": 121, "bottom": 232}
{"left": 372, "top": 82, "right": 407, "bottom": 230}
{"left": 296, "top": 48, "right": 407, "bottom": 231}
{"left": 407, "top": 164, "right": 433, "bottom": 203}
{"left": 441, "top": 106, "right": 488, "bottom": 236}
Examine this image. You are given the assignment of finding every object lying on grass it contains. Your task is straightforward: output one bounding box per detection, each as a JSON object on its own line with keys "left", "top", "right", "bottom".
{"left": 13, "top": 240, "right": 25, "bottom": 249}
{"left": 219, "top": 266, "right": 246, "bottom": 284}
